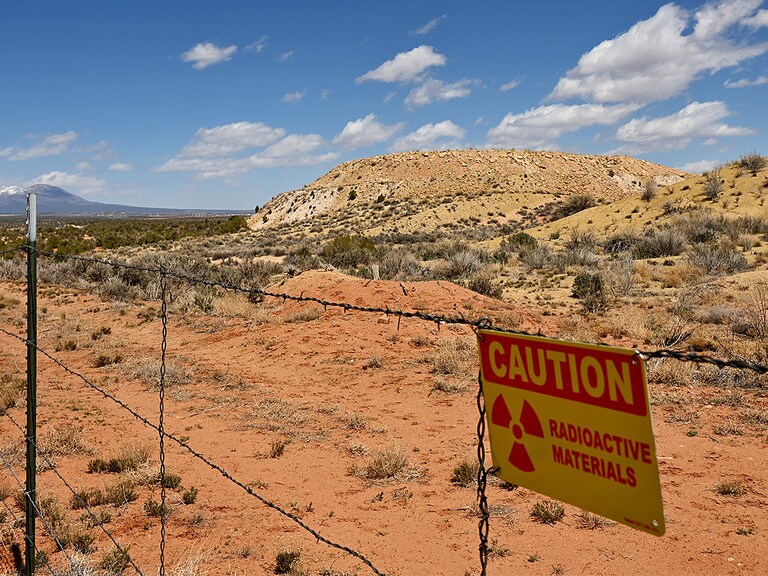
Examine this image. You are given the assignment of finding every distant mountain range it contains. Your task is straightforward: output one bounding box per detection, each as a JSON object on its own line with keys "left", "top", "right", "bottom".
{"left": 0, "top": 184, "right": 248, "bottom": 216}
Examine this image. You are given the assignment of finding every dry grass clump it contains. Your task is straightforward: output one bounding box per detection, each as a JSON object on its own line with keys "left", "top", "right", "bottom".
{"left": 431, "top": 337, "right": 475, "bottom": 377}
{"left": 452, "top": 459, "right": 479, "bottom": 487}
{"left": 353, "top": 444, "right": 420, "bottom": 481}
{"left": 0, "top": 373, "right": 25, "bottom": 414}
{"left": 38, "top": 424, "right": 90, "bottom": 468}
{"left": 715, "top": 480, "right": 747, "bottom": 497}
{"left": 530, "top": 499, "right": 565, "bottom": 524}
{"left": 125, "top": 359, "right": 193, "bottom": 390}
{"left": 575, "top": 510, "right": 613, "bottom": 529}
{"left": 687, "top": 242, "right": 748, "bottom": 275}
{"left": 87, "top": 444, "right": 151, "bottom": 475}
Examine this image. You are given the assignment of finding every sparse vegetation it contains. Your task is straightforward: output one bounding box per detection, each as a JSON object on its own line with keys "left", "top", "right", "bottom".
{"left": 531, "top": 500, "right": 565, "bottom": 524}
{"left": 452, "top": 459, "right": 479, "bottom": 487}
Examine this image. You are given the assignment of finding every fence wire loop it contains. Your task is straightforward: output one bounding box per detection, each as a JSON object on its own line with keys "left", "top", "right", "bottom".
{"left": 476, "top": 370, "right": 491, "bottom": 576}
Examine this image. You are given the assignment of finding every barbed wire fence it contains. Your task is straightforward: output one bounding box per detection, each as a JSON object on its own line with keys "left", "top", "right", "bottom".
{"left": 0, "top": 242, "right": 766, "bottom": 576}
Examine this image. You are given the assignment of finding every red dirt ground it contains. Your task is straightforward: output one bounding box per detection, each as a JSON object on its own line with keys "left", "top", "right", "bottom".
{"left": 1, "top": 271, "right": 767, "bottom": 576}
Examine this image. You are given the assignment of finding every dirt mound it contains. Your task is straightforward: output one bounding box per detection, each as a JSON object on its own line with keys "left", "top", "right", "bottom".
{"left": 249, "top": 149, "right": 688, "bottom": 233}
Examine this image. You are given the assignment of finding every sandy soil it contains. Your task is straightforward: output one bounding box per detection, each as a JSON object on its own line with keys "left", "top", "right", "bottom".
{"left": 1, "top": 271, "right": 767, "bottom": 576}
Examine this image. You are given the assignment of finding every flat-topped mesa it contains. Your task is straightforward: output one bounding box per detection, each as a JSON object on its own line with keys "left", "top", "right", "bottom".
{"left": 249, "top": 149, "right": 688, "bottom": 230}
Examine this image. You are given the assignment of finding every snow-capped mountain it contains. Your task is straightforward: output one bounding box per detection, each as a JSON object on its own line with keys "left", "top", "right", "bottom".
{"left": 0, "top": 184, "right": 245, "bottom": 216}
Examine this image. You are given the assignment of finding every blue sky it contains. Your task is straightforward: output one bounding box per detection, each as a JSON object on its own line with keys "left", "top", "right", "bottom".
{"left": 1, "top": 0, "right": 767, "bottom": 209}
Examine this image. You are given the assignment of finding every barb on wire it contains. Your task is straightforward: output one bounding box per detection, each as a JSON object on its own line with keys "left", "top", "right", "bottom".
{"left": 0, "top": 448, "right": 84, "bottom": 576}
{"left": 0, "top": 325, "right": 387, "bottom": 576}
{"left": 29, "top": 247, "right": 768, "bottom": 375}
{"left": 2, "top": 411, "right": 144, "bottom": 576}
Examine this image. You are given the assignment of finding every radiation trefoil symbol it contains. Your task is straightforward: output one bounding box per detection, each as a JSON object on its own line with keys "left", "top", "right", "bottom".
{"left": 491, "top": 395, "right": 544, "bottom": 472}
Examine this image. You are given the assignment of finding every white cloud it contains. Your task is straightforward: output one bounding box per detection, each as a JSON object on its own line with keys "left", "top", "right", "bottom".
{"left": 549, "top": 1, "right": 768, "bottom": 103}
{"left": 109, "top": 162, "right": 134, "bottom": 172}
{"left": 744, "top": 8, "right": 768, "bottom": 26}
{"left": 725, "top": 75, "right": 768, "bottom": 87}
{"left": 180, "top": 122, "right": 285, "bottom": 158}
{"left": 678, "top": 159, "right": 722, "bottom": 173}
{"left": 320, "top": 89, "right": 331, "bottom": 99}
{"left": 614, "top": 101, "right": 754, "bottom": 152}
{"left": 391, "top": 121, "right": 465, "bottom": 152}
{"left": 487, "top": 103, "right": 639, "bottom": 149}
{"left": 410, "top": 14, "right": 447, "bottom": 35}
{"left": 246, "top": 36, "right": 267, "bottom": 52}
{"left": 282, "top": 90, "right": 307, "bottom": 103}
{"left": 32, "top": 171, "right": 107, "bottom": 196}
{"left": 356, "top": 45, "right": 446, "bottom": 83}
{"left": 500, "top": 80, "right": 521, "bottom": 92}
{"left": 157, "top": 124, "right": 336, "bottom": 179}
{"left": 332, "top": 114, "right": 405, "bottom": 150}
{"left": 278, "top": 50, "right": 295, "bottom": 62}
{"left": 404, "top": 79, "right": 473, "bottom": 109}
{"left": 181, "top": 42, "right": 237, "bottom": 70}
{"left": 0, "top": 131, "right": 78, "bottom": 161}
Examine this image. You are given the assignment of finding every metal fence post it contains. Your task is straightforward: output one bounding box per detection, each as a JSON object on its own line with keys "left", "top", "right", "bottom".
{"left": 25, "top": 192, "right": 37, "bottom": 576}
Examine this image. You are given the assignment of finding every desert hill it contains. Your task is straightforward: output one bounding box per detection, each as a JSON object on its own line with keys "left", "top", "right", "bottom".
{"left": 249, "top": 149, "right": 688, "bottom": 235}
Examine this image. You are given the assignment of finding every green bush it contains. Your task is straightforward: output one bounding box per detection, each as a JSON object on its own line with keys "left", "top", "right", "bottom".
{"left": 556, "top": 194, "right": 597, "bottom": 218}
{"left": 572, "top": 272, "right": 608, "bottom": 312}
{"left": 321, "top": 235, "right": 376, "bottom": 269}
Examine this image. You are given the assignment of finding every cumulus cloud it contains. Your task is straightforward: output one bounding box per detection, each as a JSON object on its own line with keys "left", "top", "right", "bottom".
{"left": 549, "top": 1, "right": 768, "bottom": 103}
{"left": 356, "top": 45, "right": 446, "bottom": 83}
{"left": 282, "top": 90, "right": 307, "bottom": 103}
{"left": 404, "top": 79, "right": 473, "bottom": 109}
{"left": 614, "top": 101, "right": 754, "bottom": 152}
{"left": 0, "top": 131, "right": 78, "bottom": 161}
{"left": 391, "top": 121, "right": 465, "bottom": 152}
{"left": 108, "top": 162, "right": 134, "bottom": 172}
{"left": 157, "top": 122, "right": 336, "bottom": 179}
{"left": 332, "top": 114, "right": 405, "bottom": 150}
{"left": 32, "top": 171, "right": 107, "bottom": 196}
{"left": 725, "top": 75, "right": 768, "bottom": 87}
{"left": 179, "top": 122, "right": 285, "bottom": 158}
{"left": 487, "top": 103, "right": 640, "bottom": 149}
{"left": 410, "top": 14, "right": 447, "bottom": 35}
{"left": 181, "top": 42, "right": 237, "bottom": 70}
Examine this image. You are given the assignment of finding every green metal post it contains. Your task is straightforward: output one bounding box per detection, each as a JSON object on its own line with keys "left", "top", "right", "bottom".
{"left": 25, "top": 192, "right": 37, "bottom": 576}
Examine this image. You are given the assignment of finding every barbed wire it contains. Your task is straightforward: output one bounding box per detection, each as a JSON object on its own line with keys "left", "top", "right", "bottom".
{"left": 475, "top": 371, "right": 491, "bottom": 576}
{"left": 1, "top": 411, "right": 145, "bottom": 576}
{"left": 27, "top": 247, "right": 768, "bottom": 375}
{"left": 0, "top": 461, "right": 57, "bottom": 576}
{"left": 0, "top": 325, "right": 388, "bottom": 576}
{"left": 0, "top": 245, "right": 24, "bottom": 258}
{"left": 0, "top": 447, "right": 84, "bottom": 576}
{"left": 158, "top": 272, "right": 168, "bottom": 576}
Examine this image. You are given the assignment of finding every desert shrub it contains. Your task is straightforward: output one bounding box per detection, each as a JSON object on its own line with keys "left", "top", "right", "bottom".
{"left": 88, "top": 445, "right": 150, "bottom": 474}
{"left": 452, "top": 459, "right": 479, "bottom": 487}
{"left": 439, "top": 249, "right": 487, "bottom": 279}
{"left": 495, "top": 232, "right": 537, "bottom": 262}
{"left": 530, "top": 499, "right": 565, "bottom": 524}
{"left": 641, "top": 179, "right": 657, "bottom": 201}
{"left": 97, "top": 277, "right": 138, "bottom": 302}
{"left": 572, "top": 272, "right": 608, "bottom": 312}
{"left": 321, "top": 235, "right": 376, "bottom": 269}
{"left": 236, "top": 259, "right": 281, "bottom": 291}
{"left": 105, "top": 479, "right": 137, "bottom": 506}
{"left": 143, "top": 499, "right": 168, "bottom": 518}
{"left": 93, "top": 354, "right": 123, "bottom": 368}
{"left": 557, "top": 246, "right": 599, "bottom": 269}
{"left": 703, "top": 169, "right": 723, "bottom": 200}
{"left": 518, "top": 244, "right": 552, "bottom": 270}
{"left": 0, "top": 258, "right": 24, "bottom": 280}
{"left": 275, "top": 550, "right": 302, "bottom": 574}
{"left": 687, "top": 242, "right": 749, "bottom": 275}
{"left": 602, "top": 231, "right": 641, "bottom": 254}
{"left": 563, "top": 229, "right": 597, "bottom": 251}
{"left": 633, "top": 228, "right": 686, "bottom": 258}
{"left": 100, "top": 547, "right": 131, "bottom": 574}
{"left": 675, "top": 211, "right": 724, "bottom": 243}
{"left": 182, "top": 487, "right": 199, "bottom": 505}
{"left": 283, "top": 244, "right": 320, "bottom": 272}
{"left": 364, "top": 445, "right": 410, "bottom": 479}
{"left": 556, "top": 194, "right": 597, "bottom": 218}
{"left": 737, "top": 151, "right": 766, "bottom": 173}
{"left": 376, "top": 247, "right": 424, "bottom": 279}
{"left": 465, "top": 275, "right": 503, "bottom": 299}
{"left": 605, "top": 253, "right": 636, "bottom": 297}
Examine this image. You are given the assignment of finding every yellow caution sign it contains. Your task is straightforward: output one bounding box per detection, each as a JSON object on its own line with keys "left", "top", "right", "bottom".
{"left": 477, "top": 329, "right": 665, "bottom": 536}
